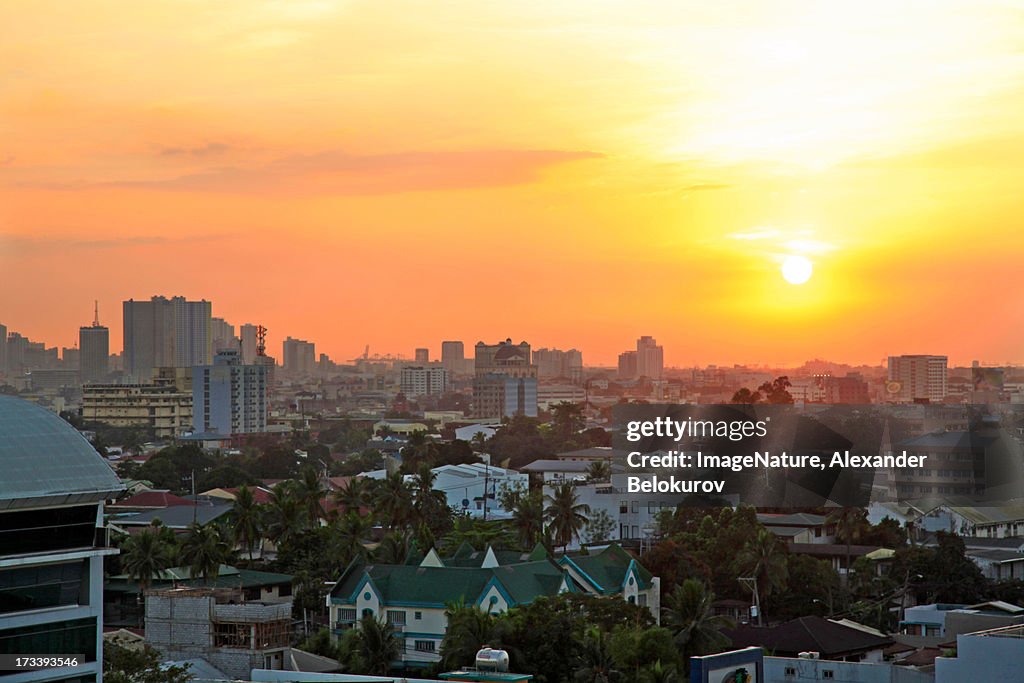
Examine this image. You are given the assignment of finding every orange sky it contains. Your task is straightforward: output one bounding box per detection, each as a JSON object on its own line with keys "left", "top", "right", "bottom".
{"left": 2, "top": 1, "right": 1024, "bottom": 367}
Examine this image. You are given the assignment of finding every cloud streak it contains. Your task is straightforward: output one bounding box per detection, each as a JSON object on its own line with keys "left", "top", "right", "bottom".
{"left": 20, "top": 148, "right": 602, "bottom": 195}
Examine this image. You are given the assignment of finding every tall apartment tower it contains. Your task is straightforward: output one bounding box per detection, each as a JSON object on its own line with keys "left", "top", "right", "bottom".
{"left": 192, "top": 349, "right": 269, "bottom": 435}
{"left": 239, "top": 323, "right": 259, "bottom": 364}
{"left": 0, "top": 323, "right": 7, "bottom": 373}
{"left": 473, "top": 338, "right": 538, "bottom": 418}
{"left": 887, "top": 355, "right": 948, "bottom": 403}
{"left": 636, "top": 335, "right": 664, "bottom": 380}
{"left": 79, "top": 302, "right": 109, "bottom": 384}
{"left": 533, "top": 347, "right": 584, "bottom": 383}
{"left": 282, "top": 337, "right": 315, "bottom": 376}
{"left": 415, "top": 347, "right": 430, "bottom": 364}
{"left": 210, "top": 317, "right": 237, "bottom": 353}
{"left": 441, "top": 340, "right": 466, "bottom": 376}
{"left": 123, "top": 296, "right": 212, "bottom": 381}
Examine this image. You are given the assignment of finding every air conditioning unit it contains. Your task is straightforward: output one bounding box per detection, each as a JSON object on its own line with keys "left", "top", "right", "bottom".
{"left": 798, "top": 651, "right": 820, "bottom": 659}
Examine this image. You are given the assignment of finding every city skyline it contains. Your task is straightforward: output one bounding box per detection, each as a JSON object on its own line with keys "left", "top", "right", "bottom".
{"left": 3, "top": 2, "right": 1024, "bottom": 366}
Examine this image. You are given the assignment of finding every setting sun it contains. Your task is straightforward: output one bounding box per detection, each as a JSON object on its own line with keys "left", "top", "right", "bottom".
{"left": 781, "top": 255, "right": 813, "bottom": 285}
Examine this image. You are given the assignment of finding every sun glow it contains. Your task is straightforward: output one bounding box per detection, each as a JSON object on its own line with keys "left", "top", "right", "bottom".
{"left": 781, "top": 255, "right": 813, "bottom": 285}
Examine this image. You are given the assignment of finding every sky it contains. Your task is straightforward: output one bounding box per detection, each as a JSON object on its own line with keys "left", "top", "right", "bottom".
{"left": 2, "top": 0, "right": 1024, "bottom": 367}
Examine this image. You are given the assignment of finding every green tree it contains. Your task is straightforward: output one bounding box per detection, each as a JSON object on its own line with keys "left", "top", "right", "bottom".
{"left": 295, "top": 466, "right": 327, "bottom": 527}
{"left": 573, "top": 625, "right": 621, "bottom": 683}
{"left": 661, "top": 579, "right": 734, "bottom": 676}
{"left": 180, "top": 523, "right": 231, "bottom": 582}
{"left": 730, "top": 388, "right": 762, "bottom": 404}
{"left": 104, "top": 643, "right": 193, "bottom": 683}
{"left": 232, "top": 485, "right": 262, "bottom": 563}
{"left": 121, "top": 528, "right": 173, "bottom": 592}
{"left": 373, "top": 471, "right": 415, "bottom": 530}
{"left": 264, "top": 482, "right": 304, "bottom": 548}
{"left": 511, "top": 489, "right": 546, "bottom": 550}
{"left": 354, "top": 615, "right": 400, "bottom": 675}
{"left": 441, "top": 602, "right": 500, "bottom": 669}
{"left": 827, "top": 507, "right": 870, "bottom": 578}
{"left": 757, "top": 376, "right": 794, "bottom": 404}
{"left": 736, "top": 527, "right": 789, "bottom": 617}
{"left": 584, "top": 509, "right": 616, "bottom": 544}
{"left": 544, "top": 482, "right": 591, "bottom": 552}
{"left": 586, "top": 460, "right": 612, "bottom": 483}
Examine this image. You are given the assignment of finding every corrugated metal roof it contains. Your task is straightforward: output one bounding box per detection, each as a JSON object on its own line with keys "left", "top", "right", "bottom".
{"left": 0, "top": 396, "right": 124, "bottom": 508}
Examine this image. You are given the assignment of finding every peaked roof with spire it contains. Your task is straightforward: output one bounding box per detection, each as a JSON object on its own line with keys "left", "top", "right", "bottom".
{"left": 329, "top": 542, "right": 654, "bottom": 609}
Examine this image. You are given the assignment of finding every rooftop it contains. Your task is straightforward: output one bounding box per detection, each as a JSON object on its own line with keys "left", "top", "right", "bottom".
{"left": 0, "top": 396, "right": 124, "bottom": 509}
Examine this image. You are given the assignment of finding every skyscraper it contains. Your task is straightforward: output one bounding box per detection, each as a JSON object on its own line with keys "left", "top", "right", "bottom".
{"left": 123, "top": 296, "right": 212, "bottom": 381}
{"left": 79, "top": 303, "right": 109, "bottom": 384}
{"left": 0, "top": 323, "right": 7, "bottom": 373}
{"left": 282, "top": 337, "right": 316, "bottom": 376}
{"left": 240, "top": 323, "right": 259, "bottom": 364}
{"left": 473, "top": 338, "right": 537, "bottom": 418}
{"left": 415, "top": 347, "right": 430, "bottom": 364}
{"left": 210, "top": 317, "right": 237, "bottom": 354}
{"left": 533, "top": 347, "right": 584, "bottom": 383}
{"left": 636, "top": 335, "right": 664, "bottom": 380}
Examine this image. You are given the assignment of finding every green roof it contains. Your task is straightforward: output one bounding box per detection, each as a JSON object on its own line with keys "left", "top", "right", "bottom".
{"left": 559, "top": 544, "right": 652, "bottom": 594}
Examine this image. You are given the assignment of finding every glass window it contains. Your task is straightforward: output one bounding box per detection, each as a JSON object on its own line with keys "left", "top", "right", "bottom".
{"left": 0, "top": 617, "right": 96, "bottom": 660}
{"left": 414, "top": 640, "right": 436, "bottom": 653}
{"left": 0, "top": 561, "right": 86, "bottom": 615}
{"left": 387, "top": 610, "right": 406, "bottom": 625}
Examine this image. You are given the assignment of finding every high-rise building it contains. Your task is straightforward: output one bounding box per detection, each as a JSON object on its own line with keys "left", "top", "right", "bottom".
{"left": 210, "top": 317, "right": 237, "bottom": 354}
{"left": 473, "top": 338, "right": 537, "bottom": 418}
{"left": 123, "top": 296, "right": 212, "bottom": 381}
{"left": 400, "top": 365, "right": 448, "bottom": 397}
{"left": 192, "top": 349, "right": 269, "bottom": 435}
{"left": 0, "top": 397, "right": 124, "bottom": 683}
{"left": 80, "top": 304, "right": 109, "bottom": 385}
{"left": 239, "top": 323, "right": 259, "bottom": 364}
{"left": 533, "top": 347, "right": 584, "bottom": 383}
{"left": 0, "top": 323, "right": 7, "bottom": 373}
{"left": 618, "top": 351, "right": 637, "bottom": 379}
{"left": 636, "top": 335, "right": 664, "bottom": 380}
{"left": 282, "top": 336, "right": 315, "bottom": 376}
{"left": 887, "top": 355, "right": 948, "bottom": 403}
{"left": 415, "top": 347, "right": 430, "bottom": 364}
{"left": 82, "top": 376, "right": 193, "bottom": 439}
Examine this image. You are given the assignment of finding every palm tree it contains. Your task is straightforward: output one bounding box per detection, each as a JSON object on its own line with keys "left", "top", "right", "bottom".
{"left": 294, "top": 466, "right": 327, "bottom": 528}
{"left": 373, "top": 472, "right": 414, "bottom": 530}
{"left": 264, "top": 482, "right": 303, "bottom": 549}
{"left": 121, "top": 528, "right": 173, "bottom": 592}
{"left": 180, "top": 523, "right": 231, "bottom": 582}
{"left": 828, "top": 507, "right": 869, "bottom": 579}
{"left": 736, "top": 528, "right": 789, "bottom": 620}
{"left": 332, "top": 512, "right": 370, "bottom": 564}
{"left": 661, "top": 579, "right": 733, "bottom": 676}
{"left": 511, "top": 490, "right": 545, "bottom": 549}
{"left": 586, "top": 460, "right": 612, "bottom": 483}
{"left": 440, "top": 601, "right": 497, "bottom": 669}
{"left": 374, "top": 531, "right": 411, "bottom": 564}
{"left": 544, "top": 482, "right": 591, "bottom": 552}
{"left": 355, "top": 614, "right": 400, "bottom": 675}
{"left": 232, "top": 485, "right": 262, "bottom": 563}
{"left": 333, "top": 477, "right": 369, "bottom": 517}
{"left": 574, "top": 625, "right": 621, "bottom": 683}
{"left": 642, "top": 660, "right": 680, "bottom": 683}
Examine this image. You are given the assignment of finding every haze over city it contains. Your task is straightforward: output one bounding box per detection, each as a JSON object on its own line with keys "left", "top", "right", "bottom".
{"left": 2, "top": 1, "right": 1024, "bottom": 366}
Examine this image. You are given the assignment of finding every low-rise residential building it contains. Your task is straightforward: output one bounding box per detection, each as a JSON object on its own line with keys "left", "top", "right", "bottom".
{"left": 327, "top": 543, "right": 658, "bottom": 669}
{"left": 82, "top": 379, "right": 193, "bottom": 438}
{"left": 935, "top": 624, "right": 1024, "bottom": 682}
{"left": 363, "top": 463, "right": 527, "bottom": 518}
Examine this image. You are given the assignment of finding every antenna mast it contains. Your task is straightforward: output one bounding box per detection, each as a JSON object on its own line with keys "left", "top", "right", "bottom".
{"left": 93, "top": 300, "right": 100, "bottom": 327}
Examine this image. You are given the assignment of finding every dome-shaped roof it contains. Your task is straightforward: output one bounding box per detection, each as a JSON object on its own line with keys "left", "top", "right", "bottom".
{"left": 0, "top": 396, "right": 124, "bottom": 510}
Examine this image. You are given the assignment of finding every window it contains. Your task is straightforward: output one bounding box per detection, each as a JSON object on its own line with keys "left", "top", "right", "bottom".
{"left": 387, "top": 610, "right": 406, "bottom": 626}
{"left": 0, "top": 617, "right": 97, "bottom": 661}
{"left": 823, "top": 671, "right": 834, "bottom": 680}
{"left": 619, "top": 501, "right": 628, "bottom": 514}
{"left": 0, "top": 561, "right": 86, "bottom": 614}
{"left": 784, "top": 666, "right": 796, "bottom": 677}
{"left": 339, "top": 608, "right": 357, "bottom": 622}
{"left": 648, "top": 502, "right": 656, "bottom": 514}
{"left": 637, "top": 594, "right": 647, "bottom": 607}
{"left": 414, "top": 611, "right": 422, "bottom": 620}
{"left": 414, "top": 640, "right": 436, "bottom": 653}
{"left": 631, "top": 501, "right": 639, "bottom": 513}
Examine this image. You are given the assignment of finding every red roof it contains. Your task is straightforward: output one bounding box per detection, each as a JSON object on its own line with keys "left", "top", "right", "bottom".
{"left": 222, "top": 486, "right": 274, "bottom": 504}
{"left": 110, "top": 490, "right": 196, "bottom": 509}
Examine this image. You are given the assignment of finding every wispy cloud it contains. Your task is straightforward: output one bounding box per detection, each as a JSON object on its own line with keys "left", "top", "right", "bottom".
{"left": 19, "top": 148, "right": 602, "bottom": 195}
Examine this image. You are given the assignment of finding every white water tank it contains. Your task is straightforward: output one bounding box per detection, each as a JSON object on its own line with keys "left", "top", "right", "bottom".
{"left": 476, "top": 647, "right": 510, "bottom": 672}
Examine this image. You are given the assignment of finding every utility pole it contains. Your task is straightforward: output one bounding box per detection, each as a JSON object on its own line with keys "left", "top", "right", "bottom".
{"left": 739, "top": 577, "right": 762, "bottom": 626}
